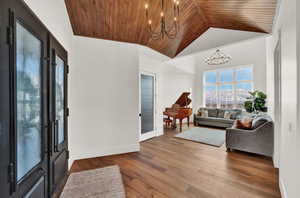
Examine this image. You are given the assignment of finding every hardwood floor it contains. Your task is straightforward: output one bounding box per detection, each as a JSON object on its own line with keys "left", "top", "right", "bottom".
{"left": 70, "top": 125, "right": 281, "bottom": 198}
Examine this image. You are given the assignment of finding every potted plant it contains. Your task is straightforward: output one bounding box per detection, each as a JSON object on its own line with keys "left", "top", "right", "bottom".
{"left": 244, "top": 90, "right": 268, "bottom": 114}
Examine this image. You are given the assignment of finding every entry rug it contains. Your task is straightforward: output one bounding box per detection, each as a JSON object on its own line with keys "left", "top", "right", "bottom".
{"left": 175, "top": 127, "right": 225, "bottom": 147}
{"left": 60, "top": 165, "right": 126, "bottom": 198}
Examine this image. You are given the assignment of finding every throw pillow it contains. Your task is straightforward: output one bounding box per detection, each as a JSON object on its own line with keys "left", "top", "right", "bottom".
{"left": 224, "top": 111, "right": 231, "bottom": 119}
{"left": 241, "top": 117, "right": 253, "bottom": 129}
{"left": 197, "top": 108, "right": 203, "bottom": 114}
{"left": 232, "top": 120, "right": 242, "bottom": 129}
{"left": 233, "top": 119, "right": 252, "bottom": 130}
{"left": 201, "top": 110, "right": 208, "bottom": 118}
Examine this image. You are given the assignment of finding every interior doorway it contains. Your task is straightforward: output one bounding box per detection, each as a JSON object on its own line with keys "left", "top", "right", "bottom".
{"left": 140, "top": 72, "right": 157, "bottom": 141}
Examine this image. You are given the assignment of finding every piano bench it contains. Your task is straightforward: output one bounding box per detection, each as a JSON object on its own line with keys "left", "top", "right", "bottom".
{"left": 164, "top": 118, "right": 172, "bottom": 127}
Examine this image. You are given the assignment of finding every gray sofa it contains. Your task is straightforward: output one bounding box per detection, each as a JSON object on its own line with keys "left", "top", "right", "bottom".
{"left": 194, "top": 108, "right": 242, "bottom": 128}
{"left": 226, "top": 115, "right": 274, "bottom": 157}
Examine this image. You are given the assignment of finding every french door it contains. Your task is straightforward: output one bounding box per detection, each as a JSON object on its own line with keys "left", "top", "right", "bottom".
{"left": 48, "top": 35, "right": 69, "bottom": 196}
{"left": 0, "top": 0, "right": 68, "bottom": 197}
{"left": 140, "top": 72, "right": 157, "bottom": 141}
{"left": 6, "top": 2, "right": 49, "bottom": 197}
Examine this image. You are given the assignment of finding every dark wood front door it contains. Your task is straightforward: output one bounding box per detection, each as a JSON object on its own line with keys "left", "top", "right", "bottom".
{"left": 0, "top": 0, "right": 69, "bottom": 197}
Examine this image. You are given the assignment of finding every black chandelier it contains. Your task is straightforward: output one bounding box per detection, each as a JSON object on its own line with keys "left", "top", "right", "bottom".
{"left": 144, "top": 0, "right": 180, "bottom": 40}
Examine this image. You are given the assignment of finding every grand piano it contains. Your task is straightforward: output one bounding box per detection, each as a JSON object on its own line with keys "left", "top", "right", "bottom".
{"left": 163, "top": 92, "right": 193, "bottom": 132}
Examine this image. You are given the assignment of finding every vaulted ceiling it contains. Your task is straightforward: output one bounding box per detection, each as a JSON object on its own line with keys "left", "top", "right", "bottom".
{"left": 65, "top": 0, "right": 277, "bottom": 58}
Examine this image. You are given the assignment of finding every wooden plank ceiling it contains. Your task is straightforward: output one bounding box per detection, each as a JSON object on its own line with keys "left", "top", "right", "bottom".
{"left": 65, "top": 0, "right": 277, "bottom": 58}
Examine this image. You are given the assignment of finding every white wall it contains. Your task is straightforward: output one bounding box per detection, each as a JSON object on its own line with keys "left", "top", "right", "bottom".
{"left": 23, "top": 0, "right": 73, "bottom": 52}
{"left": 161, "top": 73, "right": 194, "bottom": 112}
{"left": 69, "top": 36, "right": 140, "bottom": 164}
{"left": 193, "top": 37, "right": 267, "bottom": 110}
{"left": 139, "top": 47, "right": 195, "bottom": 136}
{"left": 266, "top": 0, "right": 300, "bottom": 197}
{"left": 177, "top": 28, "right": 266, "bottom": 57}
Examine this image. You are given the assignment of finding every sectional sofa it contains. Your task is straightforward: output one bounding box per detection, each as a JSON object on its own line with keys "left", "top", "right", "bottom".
{"left": 193, "top": 107, "right": 242, "bottom": 128}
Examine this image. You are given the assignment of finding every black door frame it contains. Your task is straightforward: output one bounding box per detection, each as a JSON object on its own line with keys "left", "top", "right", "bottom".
{"left": 0, "top": 0, "right": 13, "bottom": 197}
{"left": 8, "top": 1, "right": 49, "bottom": 197}
{"left": 0, "top": 0, "right": 69, "bottom": 197}
{"left": 48, "top": 34, "right": 69, "bottom": 196}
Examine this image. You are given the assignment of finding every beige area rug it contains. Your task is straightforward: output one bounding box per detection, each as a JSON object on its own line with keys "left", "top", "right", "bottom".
{"left": 60, "top": 165, "right": 126, "bottom": 198}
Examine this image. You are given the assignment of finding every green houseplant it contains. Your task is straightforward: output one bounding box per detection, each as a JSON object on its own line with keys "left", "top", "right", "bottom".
{"left": 244, "top": 90, "right": 268, "bottom": 113}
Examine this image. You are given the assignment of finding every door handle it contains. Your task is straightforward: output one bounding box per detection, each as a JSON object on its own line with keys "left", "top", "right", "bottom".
{"left": 54, "top": 120, "right": 59, "bottom": 152}
{"left": 49, "top": 121, "right": 56, "bottom": 156}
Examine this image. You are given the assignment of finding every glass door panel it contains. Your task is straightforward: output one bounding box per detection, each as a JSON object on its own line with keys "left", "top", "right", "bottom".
{"left": 141, "top": 74, "right": 154, "bottom": 134}
{"left": 16, "top": 21, "right": 42, "bottom": 181}
{"left": 55, "top": 56, "right": 65, "bottom": 144}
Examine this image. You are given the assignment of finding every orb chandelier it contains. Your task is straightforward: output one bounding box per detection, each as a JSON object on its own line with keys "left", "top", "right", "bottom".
{"left": 144, "top": 0, "right": 180, "bottom": 40}
{"left": 205, "top": 49, "right": 232, "bottom": 65}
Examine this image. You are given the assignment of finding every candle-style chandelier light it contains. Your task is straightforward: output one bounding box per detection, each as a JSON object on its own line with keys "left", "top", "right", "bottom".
{"left": 144, "top": 0, "right": 180, "bottom": 40}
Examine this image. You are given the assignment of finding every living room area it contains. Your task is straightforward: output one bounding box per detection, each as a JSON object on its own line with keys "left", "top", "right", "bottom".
{"left": 136, "top": 2, "right": 295, "bottom": 195}
{"left": 136, "top": 33, "right": 279, "bottom": 197}
{"left": 142, "top": 34, "right": 272, "bottom": 150}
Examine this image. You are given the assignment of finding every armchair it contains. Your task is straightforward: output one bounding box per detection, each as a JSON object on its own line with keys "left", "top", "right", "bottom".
{"left": 226, "top": 118, "right": 274, "bottom": 157}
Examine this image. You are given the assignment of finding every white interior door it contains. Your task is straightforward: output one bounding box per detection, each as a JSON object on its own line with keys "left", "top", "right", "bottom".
{"left": 140, "top": 72, "right": 157, "bottom": 141}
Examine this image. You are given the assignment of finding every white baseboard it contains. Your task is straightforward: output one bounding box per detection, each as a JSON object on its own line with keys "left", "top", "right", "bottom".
{"left": 157, "top": 129, "right": 164, "bottom": 136}
{"left": 280, "top": 177, "right": 288, "bottom": 198}
{"left": 273, "top": 155, "right": 279, "bottom": 168}
{"left": 68, "top": 159, "right": 74, "bottom": 170}
{"left": 69, "top": 143, "right": 140, "bottom": 169}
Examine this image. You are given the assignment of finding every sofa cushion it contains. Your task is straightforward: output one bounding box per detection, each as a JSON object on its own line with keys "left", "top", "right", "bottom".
{"left": 197, "top": 117, "right": 234, "bottom": 125}
{"left": 224, "top": 111, "right": 232, "bottom": 119}
{"left": 229, "top": 110, "right": 242, "bottom": 120}
{"left": 217, "top": 109, "right": 225, "bottom": 118}
{"left": 207, "top": 109, "right": 218, "bottom": 117}
{"left": 214, "top": 118, "right": 235, "bottom": 124}
{"left": 252, "top": 116, "right": 269, "bottom": 129}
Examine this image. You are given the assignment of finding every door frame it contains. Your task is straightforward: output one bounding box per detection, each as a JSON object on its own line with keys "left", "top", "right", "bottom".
{"left": 48, "top": 34, "right": 69, "bottom": 196}
{"left": 0, "top": 1, "right": 13, "bottom": 197}
{"left": 273, "top": 31, "right": 282, "bottom": 168}
{"left": 6, "top": 0, "right": 49, "bottom": 196}
{"left": 139, "top": 71, "right": 158, "bottom": 142}
{"left": 0, "top": 0, "right": 69, "bottom": 197}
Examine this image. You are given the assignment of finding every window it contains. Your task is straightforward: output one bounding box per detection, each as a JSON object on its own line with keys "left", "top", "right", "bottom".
{"left": 203, "top": 66, "right": 253, "bottom": 109}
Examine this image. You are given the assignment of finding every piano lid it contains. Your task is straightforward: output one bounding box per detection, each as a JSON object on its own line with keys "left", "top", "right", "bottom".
{"left": 175, "top": 92, "right": 191, "bottom": 107}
